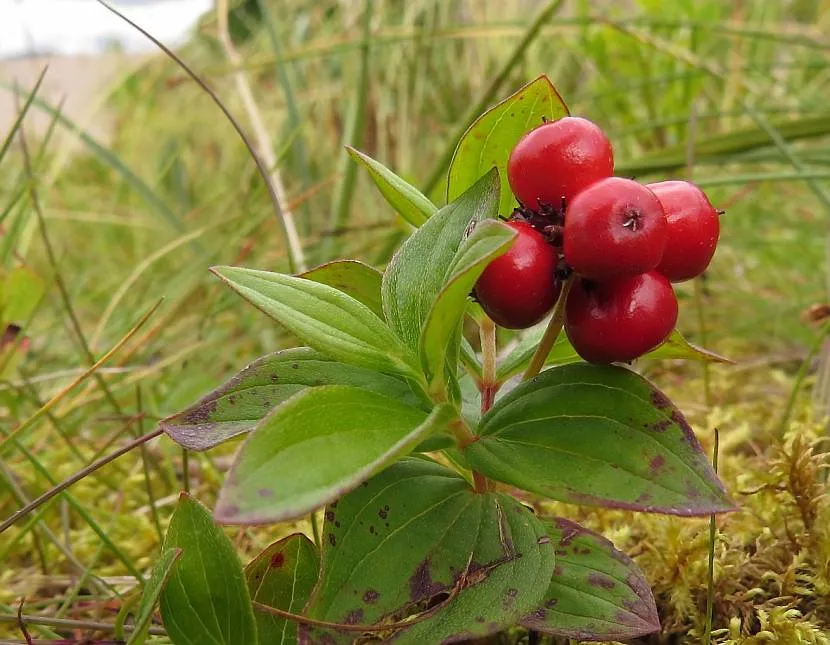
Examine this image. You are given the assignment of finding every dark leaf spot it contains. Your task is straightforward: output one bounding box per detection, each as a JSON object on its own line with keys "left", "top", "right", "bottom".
{"left": 378, "top": 508, "right": 387, "bottom": 519}
{"left": 343, "top": 609, "right": 363, "bottom": 625}
{"left": 650, "top": 389, "right": 672, "bottom": 409}
{"left": 325, "top": 510, "right": 335, "bottom": 522}
{"left": 587, "top": 573, "right": 616, "bottom": 590}
{"left": 270, "top": 552, "right": 285, "bottom": 568}
{"left": 362, "top": 589, "right": 379, "bottom": 604}
{"left": 328, "top": 533, "right": 336, "bottom": 547}
{"left": 408, "top": 559, "right": 445, "bottom": 602}
{"left": 257, "top": 488, "right": 273, "bottom": 497}
{"left": 649, "top": 455, "right": 666, "bottom": 474}
{"left": 647, "top": 418, "right": 671, "bottom": 433}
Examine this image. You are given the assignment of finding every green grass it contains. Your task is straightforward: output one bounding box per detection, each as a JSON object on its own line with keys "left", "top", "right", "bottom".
{"left": 1, "top": 0, "right": 830, "bottom": 642}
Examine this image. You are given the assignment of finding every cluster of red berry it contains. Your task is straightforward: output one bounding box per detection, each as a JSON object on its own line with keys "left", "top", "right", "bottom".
{"left": 474, "top": 117, "right": 721, "bottom": 364}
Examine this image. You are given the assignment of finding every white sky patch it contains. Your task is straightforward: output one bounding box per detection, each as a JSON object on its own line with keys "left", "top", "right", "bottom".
{"left": 0, "top": 0, "right": 212, "bottom": 58}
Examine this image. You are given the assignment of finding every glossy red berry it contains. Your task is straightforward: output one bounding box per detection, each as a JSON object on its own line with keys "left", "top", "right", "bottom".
{"left": 563, "top": 177, "right": 668, "bottom": 280}
{"left": 647, "top": 180, "right": 720, "bottom": 282}
{"left": 565, "top": 271, "right": 678, "bottom": 364}
{"left": 507, "top": 117, "right": 614, "bottom": 212}
{"left": 474, "top": 221, "right": 561, "bottom": 329}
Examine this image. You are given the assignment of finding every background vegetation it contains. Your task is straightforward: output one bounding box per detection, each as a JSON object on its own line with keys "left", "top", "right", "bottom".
{"left": 1, "top": 0, "right": 829, "bottom": 642}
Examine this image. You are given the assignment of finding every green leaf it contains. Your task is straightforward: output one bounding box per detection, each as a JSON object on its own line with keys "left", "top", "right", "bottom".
{"left": 303, "top": 458, "right": 479, "bottom": 626}
{"left": 245, "top": 534, "right": 319, "bottom": 645}
{"left": 394, "top": 494, "right": 554, "bottom": 644}
{"left": 302, "top": 458, "right": 554, "bottom": 643}
{"left": 215, "top": 386, "right": 456, "bottom": 524}
{"left": 522, "top": 518, "right": 660, "bottom": 640}
{"left": 347, "top": 147, "right": 437, "bottom": 227}
{"left": 299, "top": 260, "right": 385, "bottom": 320}
{"left": 647, "top": 330, "right": 733, "bottom": 363}
{"left": 420, "top": 220, "right": 516, "bottom": 394}
{"left": 382, "top": 170, "right": 500, "bottom": 351}
{"left": 160, "top": 493, "right": 257, "bottom": 645}
{"left": 212, "top": 266, "right": 419, "bottom": 379}
{"left": 496, "top": 328, "right": 579, "bottom": 383}
{"left": 160, "top": 348, "right": 425, "bottom": 451}
{"left": 465, "top": 363, "right": 736, "bottom": 516}
{"left": 127, "top": 548, "right": 182, "bottom": 645}
{"left": 1, "top": 267, "right": 45, "bottom": 324}
{"left": 496, "top": 328, "right": 730, "bottom": 383}
{"left": 447, "top": 75, "right": 569, "bottom": 215}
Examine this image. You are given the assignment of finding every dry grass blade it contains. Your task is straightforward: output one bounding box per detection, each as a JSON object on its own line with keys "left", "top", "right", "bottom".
{"left": 94, "top": 0, "right": 304, "bottom": 272}
{"left": 216, "top": 0, "right": 306, "bottom": 271}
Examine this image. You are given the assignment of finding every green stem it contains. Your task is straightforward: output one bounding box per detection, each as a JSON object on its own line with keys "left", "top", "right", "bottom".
{"left": 523, "top": 275, "right": 575, "bottom": 381}
{"left": 703, "top": 429, "right": 720, "bottom": 644}
{"left": 480, "top": 316, "right": 498, "bottom": 415}
{"left": 310, "top": 511, "right": 321, "bottom": 549}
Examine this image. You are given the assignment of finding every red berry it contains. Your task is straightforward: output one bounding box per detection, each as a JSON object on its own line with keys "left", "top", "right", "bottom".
{"left": 563, "top": 177, "right": 667, "bottom": 280}
{"left": 565, "top": 271, "right": 678, "bottom": 364}
{"left": 474, "top": 221, "right": 561, "bottom": 329}
{"left": 647, "top": 180, "right": 720, "bottom": 282}
{"left": 507, "top": 117, "right": 614, "bottom": 212}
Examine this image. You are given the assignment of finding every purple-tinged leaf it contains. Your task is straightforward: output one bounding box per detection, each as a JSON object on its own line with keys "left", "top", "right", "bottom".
{"left": 214, "top": 387, "right": 455, "bottom": 525}
{"left": 392, "top": 494, "right": 554, "bottom": 644}
{"left": 300, "top": 459, "right": 554, "bottom": 644}
{"left": 246, "top": 534, "right": 319, "bottom": 645}
{"left": 465, "top": 363, "right": 737, "bottom": 516}
{"left": 160, "top": 348, "right": 425, "bottom": 451}
{"left": 522, "top": 518, "right": 659, "bottom": 641}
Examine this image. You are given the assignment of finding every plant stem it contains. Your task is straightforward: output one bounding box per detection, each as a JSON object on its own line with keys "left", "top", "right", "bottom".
{"left": 0, "top": 613, "right": 166, "bottom": 636}
{"left": 0, "top": 428, "right": 163, "bottom": 535}
{"left": 310, "top": 511, "right": 321, "bottom": 549}
{"left": 480, "top": 316, "right": 498, "bottom": 415}
{"left": 703, "top": 428, "right": 719, "bottom": 644}
{"left": 447, "top": 419, "right": 488, "bottom": 493}
{"left": 523, "top": 275, "right": 575, "bottom": 381}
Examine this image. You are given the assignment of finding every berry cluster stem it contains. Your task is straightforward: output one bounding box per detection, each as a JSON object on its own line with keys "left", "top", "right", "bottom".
{"left": 480, "top": 316, "right": 498, "bottom": 415}
{"left": 522, "top": 274, "right": 575, "bottom": 381}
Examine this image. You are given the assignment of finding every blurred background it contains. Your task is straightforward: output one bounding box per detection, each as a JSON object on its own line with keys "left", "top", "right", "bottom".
{"left": 1, "top": 0, "right": 830, "bottom": 642}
